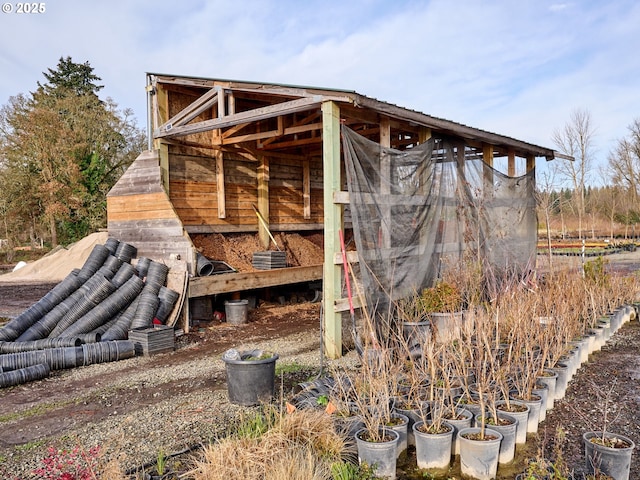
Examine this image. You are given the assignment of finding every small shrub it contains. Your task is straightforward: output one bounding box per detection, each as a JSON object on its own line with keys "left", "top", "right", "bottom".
{"left": 420, "top": 281, "right": 463, "bottom": 313}
{"left": 32, "top": 445, "right": 100, "bottom": 480}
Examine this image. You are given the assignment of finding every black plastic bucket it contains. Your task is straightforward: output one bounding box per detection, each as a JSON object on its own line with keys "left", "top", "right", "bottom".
{"left": 223, "top": 352, "right": 278, "bottom": 406}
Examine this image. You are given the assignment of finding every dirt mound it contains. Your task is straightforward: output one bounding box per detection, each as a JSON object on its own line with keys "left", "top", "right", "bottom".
{"left": 0, "top": 232, "right": 109, "bottom": 283}
{"left": 191, "top": 232, "right": 324, "bottom": 272}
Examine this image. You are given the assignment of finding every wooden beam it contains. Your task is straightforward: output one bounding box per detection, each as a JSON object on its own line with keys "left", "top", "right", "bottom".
{"left": 228, "top": 90, "right": 235, "bottom": 115}
{"left": 333, "top": 250, "right": 359, "bottom": 264}
{"left": 155, "top": 96, "right": 335, "bottom": 139}
{"left": 257, "top": 155, "right": 270, "bottom": 248}
{"left": 333, "top": 191, "right": 350, "bottom": 204}
{"left": 189, "top": 265, "right": 323, "bottom": 297}
{"left": 158, "top": 87, "right": 219, "bottom": 132}
{"left": 322, "top": 101, "right": 343, "bottom": 359}
{"left": 303, "top": 158, "right": 311, "bottom": 219}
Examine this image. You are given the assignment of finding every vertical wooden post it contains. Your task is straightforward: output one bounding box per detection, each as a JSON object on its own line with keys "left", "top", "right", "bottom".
{"left": 483, "top": 143, "right": 494, "bottom": 196}
{"left": 322, "top": 101, "right": 343, "bottom": 359}
{"left": 526, "top": 154, "right": 535, "bottom": 173}
{"left": 215, "top": 149, "right": 226, "bottom": 219}
{"left": 154, "top": 84, "right": 170, "bottom": 192}
{"left": 216, "top": 86, "right": 225, "bottom": 118}
{"left": 152, "top": 84, "right": 169, "bottom": 150}
{"left": 380, "top": 117, "right": 392, "bottom": 248}
{"left": 159, "top": 143, "right": 169, "bottom": 193}
{"left": 419, "top": 127, "right": 431, "bottom": 193}
{"left": 508, "top": 149, "right": 516, "bottom": 177}
{"left": 257, "top": 155, "right": 270, "bottom": 249}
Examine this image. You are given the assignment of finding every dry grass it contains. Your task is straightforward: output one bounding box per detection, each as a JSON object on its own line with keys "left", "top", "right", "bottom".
{"left": 188, "top": 409, "right": 346, "bottom": 480}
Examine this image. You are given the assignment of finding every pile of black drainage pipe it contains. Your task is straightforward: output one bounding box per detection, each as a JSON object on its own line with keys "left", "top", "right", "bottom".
{"left": 0, "top": 238, "right": 180, "bottom": 388}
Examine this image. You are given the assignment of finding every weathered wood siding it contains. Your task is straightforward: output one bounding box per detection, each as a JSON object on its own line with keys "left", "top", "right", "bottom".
{"left": 107, "top": 150, "right": 193, "bottom": 271}
{"left": 168, "top": 144, "right": 324, "bottom": 233}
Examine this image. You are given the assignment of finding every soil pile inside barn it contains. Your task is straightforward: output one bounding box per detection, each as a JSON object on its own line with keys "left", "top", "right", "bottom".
{"left": 191, "top": 231, "right": 324, "bottom": 271}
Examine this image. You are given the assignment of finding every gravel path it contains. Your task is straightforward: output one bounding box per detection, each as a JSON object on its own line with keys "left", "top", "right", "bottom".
{"left": 0, "top": 302, "right": 362, "bottom": 479}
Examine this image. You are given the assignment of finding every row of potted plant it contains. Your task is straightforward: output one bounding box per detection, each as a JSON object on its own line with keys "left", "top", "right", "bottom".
{"left": 310, "top": 260, "right": 639, "bottom": 479}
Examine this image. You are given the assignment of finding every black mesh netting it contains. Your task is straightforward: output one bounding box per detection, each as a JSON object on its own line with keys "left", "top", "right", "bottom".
{"left": 341, "top": 125, "right": 536, "bottom": 313}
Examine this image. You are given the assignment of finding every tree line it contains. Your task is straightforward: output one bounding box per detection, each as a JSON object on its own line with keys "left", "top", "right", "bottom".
{"left": 538, "top": 108, "right": 640, "bottom": 241}
{"left": 0, "top": 57, "right": 145, "bottom": 248}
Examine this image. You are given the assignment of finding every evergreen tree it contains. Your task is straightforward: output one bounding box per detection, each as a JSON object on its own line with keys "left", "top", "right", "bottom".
{"left": 0, "top": 57, "right": 144, "bottom": 246}
{"left": 36, "top": 56, "right": 103, "bottom": 98}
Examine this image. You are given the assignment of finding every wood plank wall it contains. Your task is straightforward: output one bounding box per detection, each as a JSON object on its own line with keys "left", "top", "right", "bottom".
{"left": 107, "top": 150, "right": 193, "bottom": 272}
{"left": 168, "top": 144, "right": 325, "bottom": 233}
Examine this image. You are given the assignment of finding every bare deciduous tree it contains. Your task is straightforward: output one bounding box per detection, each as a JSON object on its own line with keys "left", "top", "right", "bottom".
{"left": 608, "top": 118, "right": 640, "bottom": 214}
{"left": 552, "top": 108, "right": 596, "bottom": 240}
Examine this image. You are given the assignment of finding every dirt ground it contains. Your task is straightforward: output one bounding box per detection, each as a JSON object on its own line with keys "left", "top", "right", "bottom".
{"left": 1, "top": 249, "right": 640, "bottom": 478}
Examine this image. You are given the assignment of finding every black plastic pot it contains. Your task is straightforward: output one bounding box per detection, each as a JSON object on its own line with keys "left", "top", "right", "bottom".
{"left": 196, "top": 253, "right": 214, "bottom": 276}
{"left": 81, "top": 340, "right": 136, "bottom": 366}
{"left": 0, "top": 337, "right": 81, "bottom": 353}
{"left": 101, "top": 297, "right": 140, "bottom": 341}
{"left": 130, "top": 290, "right": 160, "bottom": 330}
{"left": 77, "top": 244, "right": 110, "bottom": 281}
{"left": 145, "top": 261, "right": 169, "bottom": 294}
{"left": 47, "top": 273, "right": 117, "bottom": 338}
{"left": 135, "top": 257, "right": 151, "bottom": 278}
{"left": 115, "top": 242, "right": 137, "bottom": 263}
{"left": 155, "top": 287, "right": 180, "bottom": 324}
{"left": 222, "top": 351, "right": 278, "bottom": 406}
{"left": 111, "top": 262, "right": 137, "bottom": 288}
{"left": 0, "top": 346, "right": 81, "bottom": 371}
{"left": 103, "top": 254, "right": 123, "bottom": 273}
{"left": 104, "top": 237, "right": 120, "bottom": 255}
{"left": 0, "top": 363, "right": 50, "bottom": 388}
{"left": 0, "top": 272, "right": 83, "bottom": 342}
{"left": 58, "top": 275, "right": 143, "bottom": 337}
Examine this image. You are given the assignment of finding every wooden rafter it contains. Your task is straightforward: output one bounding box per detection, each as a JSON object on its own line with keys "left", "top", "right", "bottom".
{"left": 158, "top": 87, "right": 219, "bottom": 132}
{"left": 154, "top": 95, "right": 352, "bottom": 139}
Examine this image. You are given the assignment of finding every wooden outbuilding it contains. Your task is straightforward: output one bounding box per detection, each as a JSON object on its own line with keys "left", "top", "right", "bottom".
{"left": 107, "top": 74, "right": 562, "bottom": 358}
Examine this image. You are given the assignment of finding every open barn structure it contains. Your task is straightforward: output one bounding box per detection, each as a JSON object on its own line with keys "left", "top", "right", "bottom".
{"left": 106, "top": 74, "right": 564, "bottom": 358}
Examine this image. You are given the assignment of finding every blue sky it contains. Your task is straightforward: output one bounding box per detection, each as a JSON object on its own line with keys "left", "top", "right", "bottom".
{"left": 1, "top": 0, "right": 639, "bottom": 181}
